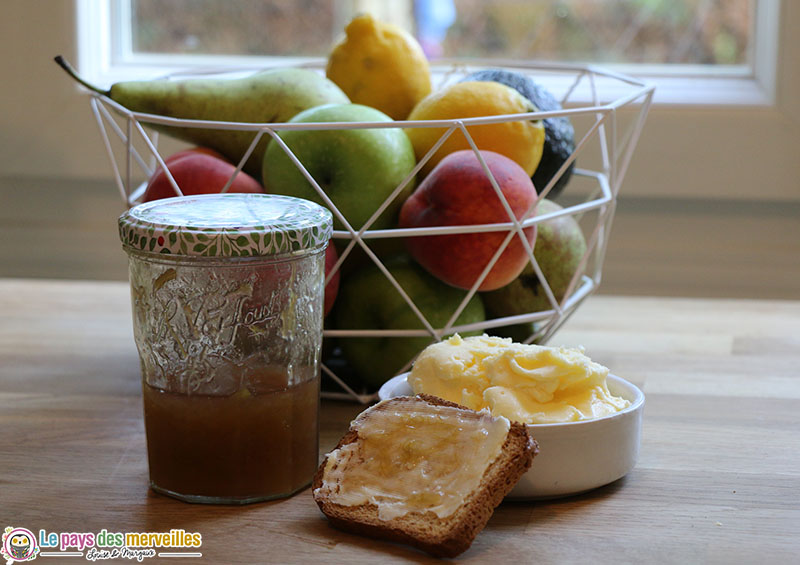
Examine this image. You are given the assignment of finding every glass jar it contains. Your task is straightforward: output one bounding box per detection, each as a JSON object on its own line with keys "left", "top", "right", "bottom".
{"left": 118, "top": 193, "right": 332, "bottom": 504}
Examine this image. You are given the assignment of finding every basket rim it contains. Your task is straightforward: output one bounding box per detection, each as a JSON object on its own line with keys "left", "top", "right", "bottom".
{"left": 87, "top": 59, "right": 655, "bottom": 131}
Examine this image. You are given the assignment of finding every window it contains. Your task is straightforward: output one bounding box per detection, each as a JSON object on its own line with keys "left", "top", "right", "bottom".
{"left": 78, "top": 0, "right": 779, "bottom": 105}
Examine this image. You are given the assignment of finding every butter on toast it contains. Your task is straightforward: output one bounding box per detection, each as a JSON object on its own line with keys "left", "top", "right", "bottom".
{"left": 312, "top": 394, "right": 537, "bottom": 558}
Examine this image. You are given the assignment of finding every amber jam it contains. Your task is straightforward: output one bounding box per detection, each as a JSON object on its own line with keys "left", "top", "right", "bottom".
{"left": 143, "top": 373, "right": 319, "bottom": 504}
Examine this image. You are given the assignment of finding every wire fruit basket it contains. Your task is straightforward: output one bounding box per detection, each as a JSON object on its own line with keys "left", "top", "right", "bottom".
{"left": 83, "top": 59, "right": 654, "bottom": 403}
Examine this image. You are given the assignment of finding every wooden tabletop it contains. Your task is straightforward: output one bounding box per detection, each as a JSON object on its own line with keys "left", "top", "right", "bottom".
{"left": 2, "top": 278, "right": 799, "bottom": 563}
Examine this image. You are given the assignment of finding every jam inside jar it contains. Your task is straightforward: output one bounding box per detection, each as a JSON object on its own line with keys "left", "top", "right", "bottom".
{"left": 141, "top": 368, "right": 320, "bottom": 502}
{"left": 119, "top": 194, "right": 332, "bottom": 504}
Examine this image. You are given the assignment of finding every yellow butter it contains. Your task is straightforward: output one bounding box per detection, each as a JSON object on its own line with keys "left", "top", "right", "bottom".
{"left": 408, "top": 335, "right": 630, "bottom": 424}
{"left": 315, "top": 399, "right": 509, "bottom": 520}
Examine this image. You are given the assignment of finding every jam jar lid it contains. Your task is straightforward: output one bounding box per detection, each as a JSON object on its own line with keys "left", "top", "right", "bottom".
{"left": 118, "top": 193, "right": 333, "bottom": 257}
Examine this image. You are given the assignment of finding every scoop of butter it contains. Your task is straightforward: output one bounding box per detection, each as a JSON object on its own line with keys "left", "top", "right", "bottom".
{"left": 408, "top": 334, "right": 630, "bottom": 424}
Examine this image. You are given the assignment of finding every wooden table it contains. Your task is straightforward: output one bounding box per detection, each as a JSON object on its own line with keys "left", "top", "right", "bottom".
{"left": 2, "top": 278, "right": 798, "bottom": 563}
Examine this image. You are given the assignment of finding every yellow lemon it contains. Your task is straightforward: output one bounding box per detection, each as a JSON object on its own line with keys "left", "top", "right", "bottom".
{"left": 406, "top": 81, "right": 545, "bottom": 177}
{"left": 326, "top": 14, "right": 432, "bottom": 120}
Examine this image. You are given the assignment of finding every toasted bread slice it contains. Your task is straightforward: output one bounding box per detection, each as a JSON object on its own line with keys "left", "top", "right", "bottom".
{"left": 312, "top": 394, "right": 537, "bottom": 558}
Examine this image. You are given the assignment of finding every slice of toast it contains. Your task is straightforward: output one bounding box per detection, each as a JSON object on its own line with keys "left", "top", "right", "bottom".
{"left": 312, "top": 394, "right": 538, "bottom": 558}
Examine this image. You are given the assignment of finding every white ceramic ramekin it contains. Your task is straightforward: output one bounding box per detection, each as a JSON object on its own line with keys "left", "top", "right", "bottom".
{"left": 378, "top": 373, "right": 645, "bottom": 499}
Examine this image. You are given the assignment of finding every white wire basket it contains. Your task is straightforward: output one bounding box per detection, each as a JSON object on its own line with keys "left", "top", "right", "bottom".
{"left": 84, "top": 59, "right": 654, "bottom": 403}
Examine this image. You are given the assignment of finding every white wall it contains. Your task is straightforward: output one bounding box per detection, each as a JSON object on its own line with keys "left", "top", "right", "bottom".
{"left": 2, "top": 1, "right": 98, "bottom": 179}
{"left": 1, "top": 0, "right": 799, "bottom": 202}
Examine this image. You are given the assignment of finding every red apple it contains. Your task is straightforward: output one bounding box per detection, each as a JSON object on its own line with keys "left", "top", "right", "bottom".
{"left": 324, "top": 244, "right": 340, "bottom": 317}
{"left": 398, "top": 150, "right": 537, "bottom": 291}
{"left": 162, "top": 146, "right": 225, "bottom": 165}
{"left": 142, "top": 149, "right": 263, "bottom": 202}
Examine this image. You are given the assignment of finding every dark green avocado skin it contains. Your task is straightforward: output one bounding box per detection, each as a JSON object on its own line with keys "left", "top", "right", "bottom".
{"left": 460, "top": 69, "right": 575, "bottom": 198}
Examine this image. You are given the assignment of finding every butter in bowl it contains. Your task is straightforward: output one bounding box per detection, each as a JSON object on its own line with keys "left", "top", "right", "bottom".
{"left": 378, "top": 334, "right": 645, "bottom": 499}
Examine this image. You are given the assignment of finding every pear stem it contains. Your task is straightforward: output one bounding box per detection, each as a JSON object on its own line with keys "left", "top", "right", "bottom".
{"left": 54, "top": 55, "right": 110, "bottom": 96}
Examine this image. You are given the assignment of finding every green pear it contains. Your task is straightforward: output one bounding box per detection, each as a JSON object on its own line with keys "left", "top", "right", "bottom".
{"left": 482, "top": 199, "right": 587, "bottom": 319}
{"left": 334, "top": 255, "right": 485, "bottom": 389}
{"left": 55, "top": 56, "right": 349, "bottom": 177}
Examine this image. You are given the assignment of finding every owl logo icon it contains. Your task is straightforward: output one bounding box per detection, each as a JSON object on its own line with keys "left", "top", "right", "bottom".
{"left": 1, "top": 527, "right": 39, "bottom": 563}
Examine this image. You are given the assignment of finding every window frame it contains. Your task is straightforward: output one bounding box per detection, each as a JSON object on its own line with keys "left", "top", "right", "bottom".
{"left": 77, "top": 0, "right": 780, "bottom": 107}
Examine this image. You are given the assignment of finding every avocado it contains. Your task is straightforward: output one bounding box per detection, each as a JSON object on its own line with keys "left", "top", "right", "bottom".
{"left": 460, "top": 69, "right": 575, "bottom": 198}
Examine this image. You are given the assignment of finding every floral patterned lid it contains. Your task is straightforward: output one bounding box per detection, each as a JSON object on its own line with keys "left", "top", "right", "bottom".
{"left": 119, "top": 193, "right": 332, "bottom": 257}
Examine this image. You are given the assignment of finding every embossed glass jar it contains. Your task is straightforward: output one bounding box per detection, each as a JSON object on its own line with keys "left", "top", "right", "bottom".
{"left": 118, "top": 193, "right": 332, "bottom": 504}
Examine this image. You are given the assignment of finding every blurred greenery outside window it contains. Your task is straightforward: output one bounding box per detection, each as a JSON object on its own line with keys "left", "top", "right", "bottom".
{"left": 80, "top": 0, "right": 776, "bottom": 105}
{"left": 127, "top": 0, "right": 752, "bottom": 66}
